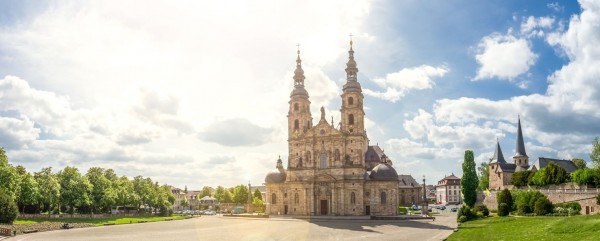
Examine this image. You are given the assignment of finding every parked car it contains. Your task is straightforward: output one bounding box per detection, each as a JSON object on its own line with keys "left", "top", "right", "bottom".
{"left": 451, "top": 207, "right": 459, "bottom": 212}
{"left": 438, "top": 206, "right": 446, "bottom": 210}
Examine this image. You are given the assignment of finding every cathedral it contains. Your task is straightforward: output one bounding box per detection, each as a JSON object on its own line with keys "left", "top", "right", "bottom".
{"left": 264, "top": 41, "right": 400, "bottom": 216}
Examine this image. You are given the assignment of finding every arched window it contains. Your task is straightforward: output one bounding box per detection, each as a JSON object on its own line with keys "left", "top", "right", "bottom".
{"left": 380, "top": 191, "right": 387, "bottom": 204}
{"left": 294, "top": 193, "right": 299, "bottom": 204}
{"left": 334, "top": 149, "right": 340, "bottom": 162}
{"left": 320, "top": 153, "right": 328, "bottom": 168}
{"left": 298, "top": 157, "right": 302, "bottom": 167}
{"left": 306, "top": 151, "right": 311, "bottom": 165}
{"left": 294, "top": 103, "right": 299, "bottom": 111}
{"left": 271, "top": 193, "right": 277, "bottom": 204}
{"left": 294, "top": 119, "right": 299, "bottom": 130}
{"left": 350, "top": 192, "right": 356, "bottom": 205}
{"left": 348, "top": 114, "right": 354, "bottom": 125}
{"left": 348, "top": 97, "right": 354, "bottom": 105}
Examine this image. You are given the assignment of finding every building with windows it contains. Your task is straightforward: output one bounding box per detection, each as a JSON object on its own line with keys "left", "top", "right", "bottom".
{"left": 436, "top": 174, "right": 461, "bottom": 205}
{"left": 488, "top": 117, "right": 580, "bottom": 190}
{"left": 398, "top": 175, "right": 423, "bottom": 206}
{"left": 264, "top": 41, "right": 399, "bottom": 216}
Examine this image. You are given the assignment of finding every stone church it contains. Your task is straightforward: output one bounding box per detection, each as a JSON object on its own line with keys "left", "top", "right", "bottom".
{"left": 264, "top": 41, "right": 400, "bottom": 216}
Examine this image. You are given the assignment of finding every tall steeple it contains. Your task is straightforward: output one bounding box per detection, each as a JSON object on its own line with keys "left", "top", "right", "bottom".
{"left": 513, "top": 115, "right": 529, "bottom": 167}
{"left": 490, "top": 139, "right": 506, "bottom": 164}
{"left": 290, "top": 46, "right": 308, "bottom": 98}
{"left": 514, "top": 116, "right": 527, "bottom": 157}
{"left": 342, "top": 37, "right": 362, "bottom": 93}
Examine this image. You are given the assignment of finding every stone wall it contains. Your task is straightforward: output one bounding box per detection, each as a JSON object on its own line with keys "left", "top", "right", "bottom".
{"left": 481, "top": 185, "right": 600, "bottom": 215}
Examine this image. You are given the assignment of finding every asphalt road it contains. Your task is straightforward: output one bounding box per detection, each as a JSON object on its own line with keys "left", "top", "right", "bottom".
{"left": 6, "top": 214, "right": 457, "bottom": 241}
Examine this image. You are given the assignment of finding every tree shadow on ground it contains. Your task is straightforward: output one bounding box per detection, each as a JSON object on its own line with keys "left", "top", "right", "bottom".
{"left": 306, "top": 219, "right": 454, "bottom": 233}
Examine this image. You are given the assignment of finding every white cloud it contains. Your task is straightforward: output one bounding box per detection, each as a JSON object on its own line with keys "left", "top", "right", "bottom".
{"left": 364, "top": 65, "right": 448, "bottom": 102}
{"left": 474, "top": 34, "right": 538, "bottom": 81}
{"left": 0, "top": 116, "right": 40, "bottom": 149}
{"left": 521, "top": 16, "right": 555, "bottom": 37}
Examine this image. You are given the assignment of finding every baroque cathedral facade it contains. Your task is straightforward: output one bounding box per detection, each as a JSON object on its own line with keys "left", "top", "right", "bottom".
{"left": 264, "top": 41, "right": 400, "bottom": 216}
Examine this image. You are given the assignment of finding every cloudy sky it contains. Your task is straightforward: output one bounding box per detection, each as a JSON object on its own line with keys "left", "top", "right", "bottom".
{"left": 1, "top": 0, "right": 599, "bottom": 189}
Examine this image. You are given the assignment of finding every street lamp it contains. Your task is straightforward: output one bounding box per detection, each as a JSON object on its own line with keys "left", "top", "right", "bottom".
{"left": 422, "top": 175, "right": 428, "bottom": 216}
{"left": 248, "top": 181, "right": 252, "bottom": 213}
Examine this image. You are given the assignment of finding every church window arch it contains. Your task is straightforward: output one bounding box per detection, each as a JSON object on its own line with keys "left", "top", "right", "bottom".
{"left": 306, "top": 151, "right": 311, "bottom": 165}
{"left": 319, "top": 153, "right": 328, "bottom": 168}
{"left": 334, "top": 149, "right": 340, "bottom": 162}
{"left": 350, "top": 192, "right": 356, "bottom": 205}
{"left": 272, "top": 193, "right": 277, "bottom": 204}
{"left": 294, "top": 193, "right": 299, "bottom": 204}
{"left": 348, "top": 97, "right": 354, "bottom": 105}
{"left": 294, "top": 119, "right": 299, "bottom": 130}
{"left": 348, "top": 114, "right": 354, "bottom": 125}
{"left": 294, "top": 103, "right": 299, "bottom": 111}
{"left": 380, "top": 191, "right": 387, "bottom": 204}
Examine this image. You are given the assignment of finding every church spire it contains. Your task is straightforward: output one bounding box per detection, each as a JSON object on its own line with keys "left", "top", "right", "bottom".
{"left": 290, "top": 45, "right": 309, "bottom": 98}
{"left": 343, "top": 36, "right": 362, "bottom": 93}
{"left": 491, "top": 139, "right": 506, "bottom": 164}
{"left": 514, "top": 116, "right": 527, "bottom": 157}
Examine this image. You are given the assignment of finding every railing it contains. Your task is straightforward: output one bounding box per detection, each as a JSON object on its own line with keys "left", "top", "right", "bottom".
{"left": 0, "top": 227, "right": 13, "bottom": 237}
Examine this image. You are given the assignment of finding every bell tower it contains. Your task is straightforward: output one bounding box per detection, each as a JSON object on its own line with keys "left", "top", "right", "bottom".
{"left": 513, "top": 116, "right": 529, "bottom": 167}
{"left": 340, "top": 38, "right": 367, "bottom": 167}
{"left": 287, "top": 47, "right": 312, "bottom": 167}
{"left": 340, "top": 39, "right": 365, "bottom": 136}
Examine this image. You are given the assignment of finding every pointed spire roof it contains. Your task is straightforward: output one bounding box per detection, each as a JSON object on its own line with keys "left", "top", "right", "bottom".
{"left": 342, "top": 37, "right": 362, "bottom": 93}
{"left": 514, "top": 116, "right": 527, "bottom": 157}
{"left": 290, "top": 45, "right": 309, "bottom": 98}
{"left": 490, "top": 140, "right": 507, "bottom": 164}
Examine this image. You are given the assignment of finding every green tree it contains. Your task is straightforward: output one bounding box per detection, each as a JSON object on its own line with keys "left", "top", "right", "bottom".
{"left": 200, "top": 186, "right": 213, "bottom": 198}
{"left": 498, "top": 203, "right": 510, "bottom": 217}
{"left": 0, "top": 148, "right": 20, "bottom": 199}
{"left": 478, "top": 162, "right": 490, "bottom": 191}
{"left": 34, "top": 167, "right": 60, "bottom": 217}
{"left": 497, "top": 188, "right": 513, "bottom": 210}
{"left": 511, "top": 170, "right": 532, "bottom": 187}
{"left": 214, "top": 186, "right": 226, "bottom": 203}
{"left": 534, "top": 196, "right": 553, "bottom": 216}
{"left": 0, "top": 188, "right": 18, "bottom": 224}
{"left": 572, "top": 158, "right": 587, "bottom": 170}
{"left": 591, "top": 137, "right": 600, "bottom": 167}
{"left": 570, "top": 168, "right": 597, "bottom": 186}
{"left": 253, "top": 188, "right": 262, "bottom": 201}
{"left": 461, "top": 150, "right": 478, "bottom": 207}
{"left": 222, "top": 189, "right": 233, "bottom": 203}
{"left": 16, "top": 167, "right": 40, "bottom": 214}
{"left": 58, "top": 166, "right": 92, "bottom": 214}
{"left": 546, "top": 162, "right": 569, "bottom": 184}
{"left": 252, "top": 197, "right": 265, "bottom": 213}
{"left": 232, "top": 184, "right": 249, "bottom": 204}
{"left": 114, "top": 176, "right": 137, "bottom": 207}
{"left": 86, "top": 167, "right": 113, "bottom": 214}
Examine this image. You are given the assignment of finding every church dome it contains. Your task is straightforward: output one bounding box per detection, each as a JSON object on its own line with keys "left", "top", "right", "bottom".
{"left": 265, "top": 169, "right": 286, "bottom": 183}
{"left": 369, "top": 163, "right": 399, "bottom": 180}
{"left": 265, "top": 156, "right": 286, "bottom": 183}
{"left": 290, "top": 87, "right": 309, "bottom": 98}
{"left": 342, "top": 81, "right": 362, "bottom": 93}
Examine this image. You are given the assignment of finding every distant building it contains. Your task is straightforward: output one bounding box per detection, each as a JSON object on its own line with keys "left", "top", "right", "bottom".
{"left": 251, "top": 185, "right": 266, "bottom": 201}
{"left": 170, "top": 186, "right": 186, "bottom": 211}
{"left": 436, "top": 174, "right": 461, "bottom": 205}
{"left": 488, "top": 117, "right": 580, "bottom": 190}
{"left": 398, "top": 174, "right": 423, "bottom": 206}
{"left": 426, "top": 185, "right": 437, "bottom": 203}
{"left": 199, "top": 196, "right": 219, "bottom": 210}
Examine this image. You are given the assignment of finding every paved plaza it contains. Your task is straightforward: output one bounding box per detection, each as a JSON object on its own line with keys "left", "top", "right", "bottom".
{"left": 6, "top": 213, "right": 457, "bottom": 241}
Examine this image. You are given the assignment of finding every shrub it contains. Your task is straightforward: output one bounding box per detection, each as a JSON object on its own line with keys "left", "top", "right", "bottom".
{"left": 497, "top": 188, "right": 513, "bottom": 209}
{"left": 554, "top": 202, "right": 581, "bottom": 215}
{"left": 457, "top": 205, "right": 475, "bottom": 222}
{"left": 534, "top": 197, "right": 553, "bottom": 216}
{"left": 498, "top": 203, "right": 510, "bottom": 217}
{"left": 513, "top": 190, "right": 547, "bottom": 215}
{"left": 472, "top": 204, "right": 489, "bottom": 217}
{"left": 0, "top": 188, "right": 18, "bottom": 224}
{"left": 489, "top": 209, "right": 497, "bottom": 214}
{"left": 511, "top": 171, "right": 532, "bottom": 187}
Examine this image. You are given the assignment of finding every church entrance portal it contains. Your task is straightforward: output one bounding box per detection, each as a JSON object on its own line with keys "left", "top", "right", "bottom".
{"left": 365, "top": 205, "right": 370, "bottom": 215}
{"left": 320, "top": 200, "right": 328, "bottom": 215}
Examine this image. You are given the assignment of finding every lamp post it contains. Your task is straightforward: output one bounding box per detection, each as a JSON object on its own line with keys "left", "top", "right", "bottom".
{"left": 248, "top": 181, "right": 252, "bottom": 213}
{"left": 422, "top": 175, "right": 428, "bottom": 216}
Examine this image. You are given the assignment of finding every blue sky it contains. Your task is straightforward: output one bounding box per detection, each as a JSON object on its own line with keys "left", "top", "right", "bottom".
{"left": 0, "top": 0, "right": 598, "bottom": 189}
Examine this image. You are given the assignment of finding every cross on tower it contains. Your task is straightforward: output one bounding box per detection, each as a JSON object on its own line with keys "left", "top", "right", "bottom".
{"left": 349, "top": 33, "right": 353, "bottom": 45}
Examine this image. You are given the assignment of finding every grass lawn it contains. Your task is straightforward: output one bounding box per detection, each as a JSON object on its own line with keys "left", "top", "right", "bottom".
{"left": 447, "top": 215, "right": 600, "bottom": 241}
{"left": 14, "top": 215, "right": 190, "bottom": 226}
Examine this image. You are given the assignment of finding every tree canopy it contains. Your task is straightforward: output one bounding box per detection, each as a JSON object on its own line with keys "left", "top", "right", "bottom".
{"left": 461, "top": 150, "right": 478, "bottom": 207}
